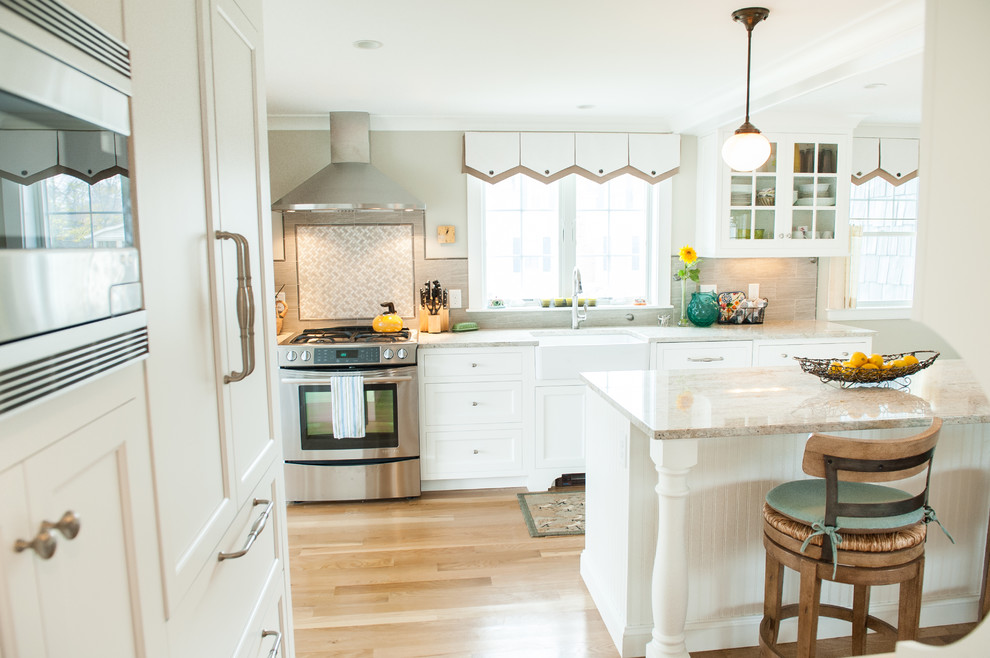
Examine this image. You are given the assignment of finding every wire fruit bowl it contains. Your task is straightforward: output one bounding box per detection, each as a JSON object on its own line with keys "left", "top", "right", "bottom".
{"left": 795, "top": 350, "right": 940, "bottom": 387}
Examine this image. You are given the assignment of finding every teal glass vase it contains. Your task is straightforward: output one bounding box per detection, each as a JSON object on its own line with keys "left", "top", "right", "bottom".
{"left": 686, "top": 291, "right": 719, "bottom": 327}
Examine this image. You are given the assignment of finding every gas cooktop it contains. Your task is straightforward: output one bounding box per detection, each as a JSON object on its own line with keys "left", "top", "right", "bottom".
{"left": 278, "top": 326, "right": 417, "bottom": 368}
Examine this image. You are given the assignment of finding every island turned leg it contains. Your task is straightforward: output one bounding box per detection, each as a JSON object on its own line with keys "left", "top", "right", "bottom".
{"left": 646, "top": 438, "right": 699, "bottom": 658}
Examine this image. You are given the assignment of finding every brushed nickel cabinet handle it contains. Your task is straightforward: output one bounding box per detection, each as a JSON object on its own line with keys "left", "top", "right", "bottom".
{"left": 14, "top": 527, "right": 57, "bottom": 560}
{"left": 216, "top": 231, "right": 256, "bottom": 384}
{"left": 262, "top": 629, "right": 282, "bottom": 658}
{"left": 218, "top": 499, "right": 273, "bottom": 561}
{"left": 42, "top": 510, "right": 81, "bottom": 540}
{"left": 687, "top": 356, "right": 725, "bottom": 363}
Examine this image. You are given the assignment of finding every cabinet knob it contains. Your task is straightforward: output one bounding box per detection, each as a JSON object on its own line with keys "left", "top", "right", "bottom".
{"left": 598, "top": 169, "right": 604, "bottom": 174}
{"left": 651, "top": 170, "right": 657, "bottom": 175}
{"left": 896, "top": 172, "right": 902, "bottom": 177}
{"left": 856, "top": 171, "right": 863, "bottom": 176}
{"left": 14, "top": 527, "right": 57, "bottom": 560}
{"left": 473, "top": 449, "right": 480, "bottom": 455}
{"left": 20, "top": 169, "right": 28, "bottom": 176}
{"left": 780, "top": 353, "right": 789, "bottom": 359}
{"left": 471, "top": 401, "right": 479, "bottom": 406}
{"left": 545, "top": 169, "right": 550, "bottom": 175}
{"left": 488, "top": 170, "right": 494, "bottom": 175}
{"left": 840, "top": 351, "right": 849, "bottom": 357}
{"left": 471, "top": 363, "right": 478, "bottom": 368}
{"left": 43, "top": 511, "right": 81, "bottom": 540}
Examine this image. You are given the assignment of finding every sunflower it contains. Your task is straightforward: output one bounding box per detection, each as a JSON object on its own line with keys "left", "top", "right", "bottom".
{"left": 679, "top": 245, "right": 698, "bottom": 265}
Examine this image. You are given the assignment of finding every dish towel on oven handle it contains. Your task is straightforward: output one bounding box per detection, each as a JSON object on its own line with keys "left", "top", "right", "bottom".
{"left": 329, "top": 375, "right": 366, "bottom": 439}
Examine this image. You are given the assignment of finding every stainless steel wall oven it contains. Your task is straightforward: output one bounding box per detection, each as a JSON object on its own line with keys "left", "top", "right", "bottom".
{"left": 279, "top": 327, "right": 420, "bottom": 502}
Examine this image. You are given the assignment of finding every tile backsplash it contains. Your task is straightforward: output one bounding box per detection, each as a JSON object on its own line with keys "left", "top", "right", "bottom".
{"left": 669, "top": 256, "right": 818, "bottom": 323}
{"left": 295, "top": 224, "right": 415, "bottom": 319}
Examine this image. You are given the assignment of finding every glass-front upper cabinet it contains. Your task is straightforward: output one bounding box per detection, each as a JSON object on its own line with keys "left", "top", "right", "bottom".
{"left": 696, "top": 130, "right": 851, "bottom": 258}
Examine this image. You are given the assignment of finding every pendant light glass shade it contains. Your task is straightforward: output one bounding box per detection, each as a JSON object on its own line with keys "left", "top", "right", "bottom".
{"left": 722, "top": 128, "right": 771, "bottom": 172}
{"left": 722, "top": 7, "right": 771, "bottom": 171}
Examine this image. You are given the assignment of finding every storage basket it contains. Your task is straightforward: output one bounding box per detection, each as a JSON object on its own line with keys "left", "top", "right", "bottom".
{"left": 795, "top": 350, "right": 939, "bottom": 386}
{"left": 717, "top": 291, "right": 767, "bottom": 324}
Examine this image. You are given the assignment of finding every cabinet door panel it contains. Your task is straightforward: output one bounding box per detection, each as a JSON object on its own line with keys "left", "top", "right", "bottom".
{"left": 208, "top": 0, "right": 278, "bottom": 503}
{"left": 535, "top": 385, "right": 585, "bottom": 468}
{"left": 0, "top": 466, "right": 45, "bottom": 658}
{"left": 22, "top": 396, "right": 156, "bottom": 658}
{"left": 424, "top": 382, "right": 523, "bottom": 426}
{"left": 657, "top": 341, "right": 752, "bottom": 370}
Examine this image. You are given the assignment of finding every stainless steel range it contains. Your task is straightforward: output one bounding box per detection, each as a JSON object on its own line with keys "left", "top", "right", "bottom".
{"left": 278, "top": 326, "right": 420, "bottom": 502}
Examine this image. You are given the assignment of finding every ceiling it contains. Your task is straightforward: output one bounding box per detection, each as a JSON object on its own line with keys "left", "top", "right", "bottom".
{"left": 262, "top": 0, "right": 924, "bottom": 133}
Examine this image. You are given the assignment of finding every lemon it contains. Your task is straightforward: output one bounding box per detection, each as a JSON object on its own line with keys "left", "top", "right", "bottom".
{"left": 881, "top": 363, "right": 894, "bottom": 370}
{"left": 849, "top": 352, "right": 868, "bottom": 368}
{"left": 841, "top": 360, "right": 855, "bottom": 369}
{"left": 868, "top": 353, "right": 884, "bottom": 367}
{"left": 891, "top": 359, "right": 906, "bottom": 368}
{"left": 861, "top": 363, "right": 879, "bottom": 370}
{"left": 903, "top": 354, "right": 919, "bottom": 365}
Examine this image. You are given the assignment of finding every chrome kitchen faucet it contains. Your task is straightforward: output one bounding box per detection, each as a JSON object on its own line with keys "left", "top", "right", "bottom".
{"left": 572, "top": 267, "right": 588, "bottom": 329}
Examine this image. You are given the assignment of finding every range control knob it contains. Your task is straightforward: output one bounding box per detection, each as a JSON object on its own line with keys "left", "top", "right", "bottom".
{"left": 383, "top": 348, "right": 394, "bottom": 360}
{"left": 397, "top": 348, "right": 408, "bottom": 360}
{"left": 285, "top": 350, "right": 298, "bottom": 362}
{"left": 300, "top": 350, "right": 311, "bottom": 362}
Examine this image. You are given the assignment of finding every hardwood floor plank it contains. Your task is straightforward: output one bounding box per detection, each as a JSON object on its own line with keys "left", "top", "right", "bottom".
{"left": 288, "top": 488, "right": 974, "bottom": 657}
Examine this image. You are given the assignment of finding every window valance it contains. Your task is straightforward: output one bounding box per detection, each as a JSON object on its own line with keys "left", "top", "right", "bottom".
{"left": 463, "top": 131, "right": 680, "bottom": 184}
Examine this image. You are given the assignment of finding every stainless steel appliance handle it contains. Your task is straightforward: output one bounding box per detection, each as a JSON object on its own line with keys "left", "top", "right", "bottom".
{"left": 282, "top": 375, "right": 414, "bottom": 385}
{"left": 218, "top": 499, "right": 272, "bottom": 561}
{"left": 262, "top": 630, "right": 282, "bottom": 658}
{"left": 216, "top": 231, "right": 256, "bottom": 383}
{"left": 687, "top": 356, "right": 725, "bottom": 363}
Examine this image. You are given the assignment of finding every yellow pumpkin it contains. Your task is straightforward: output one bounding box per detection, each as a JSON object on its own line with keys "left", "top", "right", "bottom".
{"left": 373, "top": 302, "right": 404, "bottom": 333}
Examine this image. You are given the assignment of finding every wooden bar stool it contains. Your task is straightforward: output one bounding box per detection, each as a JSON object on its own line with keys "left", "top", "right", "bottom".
{"left": 760, "top": 418, "right": 952, "bottom": 657}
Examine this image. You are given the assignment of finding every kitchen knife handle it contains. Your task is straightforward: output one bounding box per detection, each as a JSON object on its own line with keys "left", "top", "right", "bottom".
{"left": 216, "top": 231, "right": 256, "bottom": 384}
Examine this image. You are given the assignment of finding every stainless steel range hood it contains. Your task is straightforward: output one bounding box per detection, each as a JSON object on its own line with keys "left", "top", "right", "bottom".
{"left": 271, "top": 112, "right": 424, "bottom": 211}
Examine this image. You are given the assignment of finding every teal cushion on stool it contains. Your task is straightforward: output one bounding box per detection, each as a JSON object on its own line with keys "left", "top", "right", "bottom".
{"left": 766, "top": 479, "right": 924, "bottom": 531}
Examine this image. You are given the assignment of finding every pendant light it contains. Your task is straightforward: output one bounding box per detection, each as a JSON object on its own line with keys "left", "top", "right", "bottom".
{"left": 721, "top": 7, "right": 771, "bottom": 172}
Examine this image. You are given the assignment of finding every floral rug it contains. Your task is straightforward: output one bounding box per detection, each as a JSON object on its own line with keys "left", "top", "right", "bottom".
{"left": 516, "top": 491, "right": 585, "bottom": 537}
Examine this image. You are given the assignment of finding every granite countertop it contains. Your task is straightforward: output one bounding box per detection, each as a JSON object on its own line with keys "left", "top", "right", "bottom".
{"left": 416, "top": 320, "right": 873, "bottom": 348}
{"left": 581, "top": 360, "right": 990, "bottom": 440}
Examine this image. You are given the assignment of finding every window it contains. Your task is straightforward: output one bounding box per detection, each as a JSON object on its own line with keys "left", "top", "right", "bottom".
{"left": 18, "top": 173, "right": 131, "bottom": 249}
{"left": 469, "top": 174, "right": 670, "bottom": 307}
{"left": 827, "top": 176, "right": 918, "bottom": 317}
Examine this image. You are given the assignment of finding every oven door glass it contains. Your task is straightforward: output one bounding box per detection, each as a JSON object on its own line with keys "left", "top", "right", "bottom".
{"left": 298, "top": 383, "right": 399, "bottom": 451}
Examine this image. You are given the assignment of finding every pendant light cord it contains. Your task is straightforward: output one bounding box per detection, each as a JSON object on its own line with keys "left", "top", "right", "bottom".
{"left": 744, "top": 24, "right": 753, "bottom": 124}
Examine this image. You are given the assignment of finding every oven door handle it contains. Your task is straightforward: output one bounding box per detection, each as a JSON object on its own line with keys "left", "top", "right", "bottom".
{"left": 283, "top": 375, "right": 414, "bottom": 385}
{"left": 216, "top": 230, "right": 255, "bottom": 384}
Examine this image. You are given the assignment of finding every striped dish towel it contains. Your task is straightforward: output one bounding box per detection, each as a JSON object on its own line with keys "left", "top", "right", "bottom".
{"left": 329, "top": 375, "right": 366, "bottom": 439}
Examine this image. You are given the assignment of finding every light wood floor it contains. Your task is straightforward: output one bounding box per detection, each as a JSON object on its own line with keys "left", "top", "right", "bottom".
{"left": 286, "top": 488, "right": 976, "bottom": 657}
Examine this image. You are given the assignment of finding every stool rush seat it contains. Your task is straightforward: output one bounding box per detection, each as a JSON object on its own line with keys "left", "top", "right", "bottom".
{"left": 759, "top": 418, "right": 952, "bottom": 657}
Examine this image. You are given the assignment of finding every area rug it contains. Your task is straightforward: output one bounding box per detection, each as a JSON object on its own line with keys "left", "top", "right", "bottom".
{"left": 517, "top": 491, "right": 585, "bottom": 537}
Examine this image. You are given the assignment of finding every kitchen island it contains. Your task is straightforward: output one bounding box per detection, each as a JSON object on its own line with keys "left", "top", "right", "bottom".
{"left": 579, "top": 360, "right": 990, "bottom": 657}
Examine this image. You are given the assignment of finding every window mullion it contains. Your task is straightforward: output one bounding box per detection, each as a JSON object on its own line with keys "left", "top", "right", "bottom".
{"left": 560, "top": 176, "right": 576, "bottom": 296}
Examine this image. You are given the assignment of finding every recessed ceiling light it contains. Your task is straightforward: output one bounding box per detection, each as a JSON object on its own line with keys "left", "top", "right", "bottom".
{"left": 577, "top": 104, "right": 595, "bottom": 110}
{"left": 353, "top": 40, "right": 383, "bottom": 50}
{"left": 864, "top": 82, "right": 887, "bottom": 90}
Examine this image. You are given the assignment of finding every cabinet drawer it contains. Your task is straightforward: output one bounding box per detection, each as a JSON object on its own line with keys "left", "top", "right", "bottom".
{"left": 423, "top": 428, "right": 524, "bottom": 477}
{"left": 168, "top": 465, "right": 282, "bottom": 657}
{"left": 233, "top": 557, "right": 288, "bottom": 658}
{"left": 754, "top": 339, "right": 872, "bottom": 366}
{"left": 423, "top": 382, "right": 523, "bottom": 426}
{"left": 656, "top": 341, "right": 752, "bottom": 370}
{"left": 422, "top": 351, "right": 524, "bottom": 379}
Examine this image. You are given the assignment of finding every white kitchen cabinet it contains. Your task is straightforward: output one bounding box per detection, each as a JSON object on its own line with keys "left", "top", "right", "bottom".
{"left": 520, "top": 132, "right": 575, "bottom": 178}
{"left": 0, "top": 131, "right": 57, "bottom": 181}
{"left": 575, "top": 132, "right": 628, "bottom": 177}
{"left": 628, "top": 133, "right": 680, "bottom": 181}
{"left": 852, "top": 137, "right": 919, "bottom": 184}
{"left": 753, "top": 337, "right": 873, "bottom": 366}
{"left": 463, "top": 132, "right": 519, "bottom": 179}
{"left": 696, "top": 129, "right": 851, "bottom": 257}
{"left": 125, "top": 0, "right": 291, "bottom": 653}
{"left": 0, "top": 365, "right": 164, "bottom": 658}
{"left": 419, "top": 347, "right": 534, "bottom": 485}
{"left": 654, "top": 340, "right": 753, "bottom": 370}
{"left": 534, "top": 385, "right": 586, "bottom": 470}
